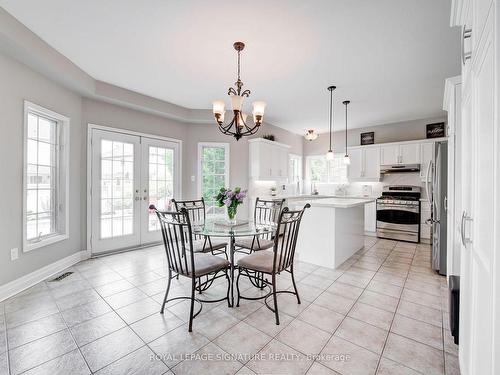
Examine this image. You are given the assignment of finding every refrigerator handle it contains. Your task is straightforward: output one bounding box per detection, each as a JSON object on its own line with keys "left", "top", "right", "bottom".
{"left": 425, "top": 161, "right": 433, "bottom": 206}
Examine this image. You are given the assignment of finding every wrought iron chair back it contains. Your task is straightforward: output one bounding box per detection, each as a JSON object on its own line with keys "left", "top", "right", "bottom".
{"left": 172, "top": 198, "right": 206, "bottom": 241}
{"left": 254, "top": 198, "right": 285, "bottom": 240}
{"left": 155, "top": 208, "right": 195, "bottom": 278}
{"left": 272, "top": 204, "right": 310, "bottom": 273}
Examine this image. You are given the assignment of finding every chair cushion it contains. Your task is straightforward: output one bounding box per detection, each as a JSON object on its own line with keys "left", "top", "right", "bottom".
{"left": 235, "top": 237, "right": 274, "bottom": 251}
{"left": 187, "top": 253, "right": 230, "bottom": 277}
{"left": 192, "top": 238, "right": 228, "bottom": 253}
{"left": 237, "top": 250, "right": 275, "bottom": 274}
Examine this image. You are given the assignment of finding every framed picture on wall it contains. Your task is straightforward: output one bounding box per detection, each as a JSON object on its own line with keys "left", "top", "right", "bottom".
{"left": 360, "top": 132, "right": 375, "bottom": 145}
{"left": 426, "top": 122, "right": 446, "bottom": 138}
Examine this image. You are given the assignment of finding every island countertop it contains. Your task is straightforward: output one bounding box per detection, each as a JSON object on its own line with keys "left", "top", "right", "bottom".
{"left": 292, "top": 197, "right": 375, "bottom": 208}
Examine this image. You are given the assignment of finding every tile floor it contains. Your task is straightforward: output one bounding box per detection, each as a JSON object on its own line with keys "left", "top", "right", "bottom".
{"left": 0, "top": 237, "right": 460, "bottom": 375}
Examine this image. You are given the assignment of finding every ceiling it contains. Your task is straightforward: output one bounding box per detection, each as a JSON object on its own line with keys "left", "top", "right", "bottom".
{"left": 0, "top": 0, "right": 460, "bottom": 134}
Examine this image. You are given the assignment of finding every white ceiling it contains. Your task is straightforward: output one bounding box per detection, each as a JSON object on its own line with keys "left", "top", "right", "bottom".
{"left": 0, "top": 0, "right": 460, "bottom": 133}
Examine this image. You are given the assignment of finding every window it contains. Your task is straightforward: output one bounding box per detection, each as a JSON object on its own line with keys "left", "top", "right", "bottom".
{"left": 306, "top": 154, "right": 348, "bottom": 184}
{"left": 289, "top": 154, "right": 303, "bottom": 183}
{"left": 198, "top": 143, "right": 229, "bottom": 215}
{"left": 24, "top": 101, "right": 69, "bottom": 251}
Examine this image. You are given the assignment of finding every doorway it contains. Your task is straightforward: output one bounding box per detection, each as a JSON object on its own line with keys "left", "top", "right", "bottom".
{"left": 89, "top": 127, "right": 181, "bottom": 255}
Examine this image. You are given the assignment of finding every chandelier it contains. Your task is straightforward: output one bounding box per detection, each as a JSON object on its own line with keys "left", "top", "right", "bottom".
{"left": 212, "top": 42, "right": 266, "bottom": 140}
{"left": 304, "top": 129, "right": 318, "bottom": 141}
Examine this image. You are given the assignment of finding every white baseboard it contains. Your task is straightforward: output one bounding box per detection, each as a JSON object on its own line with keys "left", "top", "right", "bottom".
{"left": 0, "top": 250, "right": 89, "bottom": 302}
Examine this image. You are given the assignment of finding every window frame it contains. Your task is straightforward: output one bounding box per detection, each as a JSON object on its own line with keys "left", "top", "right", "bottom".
{"left": 23, "top": 101, "right": 70, "bottom": 252}
{"left": 197, "top": 142, "right": 230, "bottom": 216}
{"left": 305, "top": 153, "right": 348, "bottom": 184}
{"left": 289, "top": 153, "right": 303, "bottom": 183}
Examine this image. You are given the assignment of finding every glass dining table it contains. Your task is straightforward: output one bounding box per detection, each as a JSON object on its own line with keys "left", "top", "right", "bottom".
{"left": 192, "top": 219, "right": 277, "bottom": 307}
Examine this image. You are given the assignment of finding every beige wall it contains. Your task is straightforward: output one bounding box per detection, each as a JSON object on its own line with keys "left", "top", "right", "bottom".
{"left": 0, "top": 48, "right": 435, "bottom": 287}
{"left": 82, "top": 98, "right": 303, "bottom": 220}
{"left": 303, "top": 117, "right": 446, "bottom": 156}
{"left": 0, "top": 53, "right": 83, "bottom": 285}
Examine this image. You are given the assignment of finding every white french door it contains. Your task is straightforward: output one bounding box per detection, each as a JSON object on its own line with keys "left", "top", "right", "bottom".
{"left": 90, "top": 128, "right": 180, "bottom": 254}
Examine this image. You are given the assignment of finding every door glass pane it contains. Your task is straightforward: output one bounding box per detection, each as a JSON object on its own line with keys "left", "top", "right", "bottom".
{"left": 148, "top": 146, "right": 174, "bottom": 231}
{"left": 100, "top": 139, "right": 134, "bottom": 239}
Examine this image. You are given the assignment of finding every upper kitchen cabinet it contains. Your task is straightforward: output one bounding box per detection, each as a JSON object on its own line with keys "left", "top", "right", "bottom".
{"left": 380, "top": 144, "right": 399, "bottom": 165}
{"left": 348, "top": 146, "right": 380, "bottom": 182}
{"left": 249, "top": 138, "right": 290, "bottom": 180}
{"left": 399, "top": 143, "right": 420, "bottom": 164}
{"left": 380, "top": 143, "right": 420, "bottom": 165}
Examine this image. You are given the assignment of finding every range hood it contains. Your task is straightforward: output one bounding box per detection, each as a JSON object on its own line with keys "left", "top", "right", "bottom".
{"left": 380, "top": 164, "right": 420, "bottom": 174}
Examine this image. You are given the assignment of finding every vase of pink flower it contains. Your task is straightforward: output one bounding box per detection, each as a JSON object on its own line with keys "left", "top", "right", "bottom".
{"left": 215, "top": 187, "right": 247, "bottom": 224}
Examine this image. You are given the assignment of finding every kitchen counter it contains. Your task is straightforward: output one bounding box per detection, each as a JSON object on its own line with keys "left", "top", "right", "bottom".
{"left": 258, "top": 194, "right": 379, "bottom": 201}
{"left": 293, "top": 197, "right": 375, "bottom": 208}
{"left": 290, "top": 198, "right": 369, "bottom": 269}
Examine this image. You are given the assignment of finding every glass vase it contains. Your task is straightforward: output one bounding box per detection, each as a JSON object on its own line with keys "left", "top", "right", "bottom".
{"left": 227, "top": 205, "right": 237, "bottom": 225}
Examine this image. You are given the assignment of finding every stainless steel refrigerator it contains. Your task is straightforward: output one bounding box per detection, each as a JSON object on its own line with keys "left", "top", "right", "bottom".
{"left": 426, "top": 141, "right": 448, "bottom": 276}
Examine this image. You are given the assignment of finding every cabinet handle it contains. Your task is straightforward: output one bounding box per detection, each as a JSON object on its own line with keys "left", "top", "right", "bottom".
{"left": 461, "top": 210, "right": 473, "bottom": 246}
{"left": 462, "top": 27, "right": 472, "bottom": 65}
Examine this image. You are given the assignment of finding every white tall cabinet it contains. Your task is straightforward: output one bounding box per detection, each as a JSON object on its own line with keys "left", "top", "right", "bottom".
{"left": 449, "top": 0, "right": 499, "bottom": 374}
{"left": 248, "top": 138, "right": 290, "bottom": 180}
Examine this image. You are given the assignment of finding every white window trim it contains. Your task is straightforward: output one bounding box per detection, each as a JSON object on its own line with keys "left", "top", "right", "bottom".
{"left": 197, "top": 142, "right": 230, "bottom": 200}
{"left": 23, "top": 101, "right": 70, "bottom": 252}
{"left": 289, "top": 153, "right": 303, "bottom": 182}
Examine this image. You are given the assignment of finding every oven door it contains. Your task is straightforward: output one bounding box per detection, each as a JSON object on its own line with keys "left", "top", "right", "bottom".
{"left": 376, "top": 202, "right": 419, "bottom": 233}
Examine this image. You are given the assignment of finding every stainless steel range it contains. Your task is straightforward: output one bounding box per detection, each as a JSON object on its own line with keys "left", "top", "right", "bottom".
{"left": 376, "top": 185, "right": 421, "bottom": 243}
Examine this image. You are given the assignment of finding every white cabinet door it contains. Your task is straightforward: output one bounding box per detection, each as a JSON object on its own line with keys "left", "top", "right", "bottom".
{"left": 399, "top": 143, "right": 420, "bottom": 164}
{"left": 259, "top": 142, "right": 273, "bottom": 179}
{"left": 279, "top": 148, "right": 289, "bottom": 179}
{"left": 363, "top": 147, "right": 380, "bottom": 179}
{"left": 271, "top": 146, "right": 281, "bottom": 178}
{"left": 420, "top": 142, "right": 434, "bottom": 181}
{"left": 467, "top": 25, "right": 495, "bottom": 375}
{"left": 380, "top": 144, "right": 399, "bottom": 165}
{"left": 348, "top": 148, "right": 363, "bottom": 179}
{"left": 364, "top": 201, "right": 376, "bottom": 232}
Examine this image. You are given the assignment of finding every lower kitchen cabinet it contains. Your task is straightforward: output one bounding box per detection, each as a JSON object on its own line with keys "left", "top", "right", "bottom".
{"left": 420, "top": 199, "right": 431, "bottom": 242}
{"left": 364, "top": 201, "right": 376, "bottom": 234}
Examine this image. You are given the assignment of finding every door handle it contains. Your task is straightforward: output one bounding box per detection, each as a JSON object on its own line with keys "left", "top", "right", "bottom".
{"left": 461, "top": 210, "right": 473, "bottom": 246}
{"left": 461, "top": 27, "right": 472, "bottom": 65}
{"left": 444, "top": 196, "right": 448, "bottom": 211}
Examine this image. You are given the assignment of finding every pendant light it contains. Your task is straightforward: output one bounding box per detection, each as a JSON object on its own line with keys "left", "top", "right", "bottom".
{"left": 343, "top": 100, "right": 351, "bottom": 165}
{"left": 326, "top": 86, "right": 336, "bottom": 160}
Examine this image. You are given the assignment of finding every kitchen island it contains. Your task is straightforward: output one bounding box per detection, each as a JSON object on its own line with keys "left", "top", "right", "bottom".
{"left": 290, "top": 198, "right": 375, "bottom": 269}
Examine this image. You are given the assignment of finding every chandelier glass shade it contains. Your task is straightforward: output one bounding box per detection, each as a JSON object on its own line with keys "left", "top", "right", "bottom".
{"left": 212, "top": 42, "right": 266, "bottom": 140}
{"left": 304, "top": 129, "right": 318, "bottom": 141}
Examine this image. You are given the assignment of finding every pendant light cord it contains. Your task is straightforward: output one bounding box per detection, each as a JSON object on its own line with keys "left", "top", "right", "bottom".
{"left": 329, "top": 88, "right": 333, "bottom": 151}
{"left": 345, "top": 102, "right": 348, "bottom": 154}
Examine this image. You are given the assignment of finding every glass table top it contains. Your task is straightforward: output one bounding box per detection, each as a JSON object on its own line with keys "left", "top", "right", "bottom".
{"left": 193, "top": 219, "right": 277, "bottom": 238}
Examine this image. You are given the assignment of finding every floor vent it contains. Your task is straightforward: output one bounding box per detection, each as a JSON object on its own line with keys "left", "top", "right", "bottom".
{"left": 49, "top": 272, "right": 74, "bottom": 282}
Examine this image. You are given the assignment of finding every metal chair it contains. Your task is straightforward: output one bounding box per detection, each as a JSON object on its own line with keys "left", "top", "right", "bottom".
{"left": 153, "top": 207, "right": 230, "bottom": 332}
{"left": 235, "top": 198, "right": 285, "bottom": 253}
{"left": 172, "top": 198, "right": 228, "bottom": 259}
{"left": 236, "top": 204, "right": 310, "bottom": 325}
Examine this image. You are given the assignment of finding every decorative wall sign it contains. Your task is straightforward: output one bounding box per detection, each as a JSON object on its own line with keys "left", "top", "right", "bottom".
{"left": 361, "top": 132, "right": 375, "bottom": 145}
{"left": 426, "top": 122, "right": 446, "bottom": 138}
